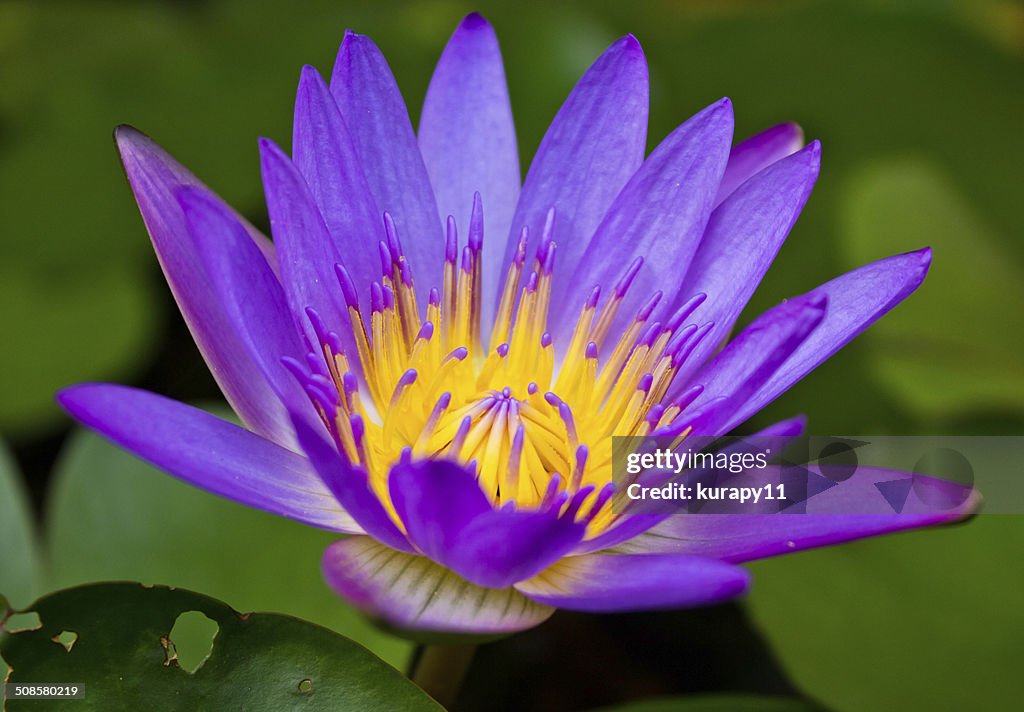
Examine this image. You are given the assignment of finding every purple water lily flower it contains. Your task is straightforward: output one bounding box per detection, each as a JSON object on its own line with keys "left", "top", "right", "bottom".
{"left": 59, "top": 14, "right": 976, "bottom": 636}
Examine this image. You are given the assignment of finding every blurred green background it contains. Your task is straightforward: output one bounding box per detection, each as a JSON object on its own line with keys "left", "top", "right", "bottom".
{"left": 1, "top": 1, "right": 1022, "bottom": 710}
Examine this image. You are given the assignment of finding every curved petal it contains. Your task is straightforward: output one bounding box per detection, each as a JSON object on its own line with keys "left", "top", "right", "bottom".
{"left": 612, "top": 466, "right": 980, "bottom": 562}
{"left": 331, "top": 31, "right": 442, "bottom": 298}
{"left": 676, "top": 293, "right": 828, "bottom": 435}
{"left": 715, "top": 122, "right": 804, "bottom": 206}
{"left": 115, "top": 126, "right": 298, "bottom": 448}
{"left": 291, "top": 415, "right": 414, "bottom": 554}
{"left": 177, "top": 187, "right": 317, "bottom": 436}
{"left": 572, "top": 415, "right": 808, "bottom": 555}
{"left": 499, "top": 34, "right": 649, "bottom": 325}
{"left": 293, "top": 65, "right": 383, "bottom": 305}
{"left": 388, "top": 458, "right": 490, "bottom": 560}
{"left": 721, "top": 248, "right": 933, "bottom": 431}
{"left": 419, "top": 12, "right": 520, "bottom": 314}
{"left": 558, "top": 98, "right": 733, "bottom": 339}
{"left": 57, "top": 384, "right": 359, "bottom": 532}
{"left": 323, "top": 536, "right": 554, "bottom": 635}
{"left": 670, "top": 142, "right": 822, "bottom": 386}
{"left": 515, "top": 553, "right": 750, "bottom": 612}
{"left": 388, "top": 459, "right": 585, "bottom": 587}
{"left": 259, "top": 138, "right": 360, "bottom": 373}
{"left": 443, "top": 507, "right": 585, "bottom": 588}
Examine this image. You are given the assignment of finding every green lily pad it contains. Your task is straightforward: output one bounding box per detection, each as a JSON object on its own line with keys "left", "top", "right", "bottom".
{"left": 0, "top": 582, "right": 440, "bottom": 711}
{"left": 839, "top": 158, "right": 1024, "bottom": 418}
{"left": 746, "top": 517, "right": 1024, "bottom": 711}
{"left": 0, "top": 440, "right": 42, "bottom": 608}
{"left": 45, "top": 421, "right": 412, "bottom": 670}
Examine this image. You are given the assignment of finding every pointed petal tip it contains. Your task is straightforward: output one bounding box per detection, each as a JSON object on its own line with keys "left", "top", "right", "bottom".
{"left": 619, "top": 32, "right": 643, "bottom": 54}
{"left": 709, "top": 96, "right": 735, "bottom": 125}
{"left": 797, "top": 139, "right": 823, "bottom": 176}
{"left": 725, "top": 566, "right": 753, "bottom": 598}
{"left": 909, "top": 246, "right": 934, "bottom": 283}
{"left": 601, "top": 33, "right": 645, "bottom": 66}
{"left": 763, "top": 121, "right": 805, "bottom": 148}
{"left": 257, "top": 136, "right": 285, "bottom": 160}
{"left": 342, "top": 28, "right": 360, "bottom": 41}
{"left": 753, "top": 413, "right": 809, "bottom": 438}
{"left": 295, "top": 64, "right": 332, "bottom": 107}
{"left": 299, "top": 63, "right": 322, "bottom": 83}
{"left": 340, "top": 28, "right": 374, "bottom": 49}
{"left": 679, "top": 97, "right": 733, "bottom": 137}
{"left": 55, "top": 382, "right": 96, "bottom": 414}
{"left": 113, "top": 124, "right": 157, "bottom": 163}
{"left": 113, "top": 123, "right": 145, "bottom": 146}
{"left": 459, "top": 12, "right": 492, "bottom": 31}
{"left": 879, "top": 246, "right": 933, "bottom": 288}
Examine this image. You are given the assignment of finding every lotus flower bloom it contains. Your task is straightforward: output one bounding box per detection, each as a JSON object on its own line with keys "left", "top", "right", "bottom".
{"left": 59, "top": 14, "right": 976, "bottom": 636}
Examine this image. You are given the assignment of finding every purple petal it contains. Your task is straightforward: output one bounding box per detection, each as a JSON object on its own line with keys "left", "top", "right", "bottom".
{"left": 388, "top": 458, "right": 491, "bottom": 562}
{"left": 715, "top": 122, "right": 805, "bottom": 206}
{"left": 388, "top": 459, "right": 585, "bottom": 587}
{"left": 613, "top": 466, "right": 980, "bottom": 562}
{"left": 291, "top": 415, "right": 415, "bottom": 554}
{"left": 681, "top": 293, "right": 828, "bottom": 435}
{"left": 442, "top": 508, "right": 586, "bottom": 588}
{"left": 115, "top": 126, "right": 299, "bottom": 448}
{"left": 572, "top": 416, "right": 808, "bottom": 555}
{"left": 331, "top": 31, "right": 442, "bottom": 298}
{"left": 57, "top": 384, "right": 359, "bottom": 532}
{"left": 722, "top": 248, "right": 933, "bottom": 431}
{"left": 259, "top": 138, "right": 360, "bottom": 371}
{"left": 499, "top": 34, "right": 648, "bottom": 321}
{"left": 557, "top": 98, "right": 733, "bottom": 339}
{"left": 293, "top": 65, "right": 383, "bottom": 307}
{"left": 323, "top": 536, "right": 554, "bottom": 634}
{"left": 670, "top": 142, "right": 822, "bottom": 386}
{"left": 570, "top": 513, "right": 667, "bottom": 557}
{"left": 752, "top": 414, "right": 808, "bottom": 437}
{"left": 514, "top": 552, "right": 750, "bottom": 612}
{"left": 177, "top": 188, "right": 317, "bottom": 434}
{"left": 115, "top": 126, "right": 277, "bottom": 270}
{"left": 419, "top": 13, "right": 520, "bottom": 313}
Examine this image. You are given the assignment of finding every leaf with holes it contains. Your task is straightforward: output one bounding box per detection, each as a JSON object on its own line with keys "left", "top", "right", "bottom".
{"left": 47, "top": 421, "right": 412, "bottom": 669}
{"left": 0, "top": 583, "right": 441, "bottom": 711}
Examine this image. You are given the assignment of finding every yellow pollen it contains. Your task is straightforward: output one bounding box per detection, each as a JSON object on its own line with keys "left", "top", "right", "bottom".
{"left": 303, "top": 213, "right": 700, "bottom": 536}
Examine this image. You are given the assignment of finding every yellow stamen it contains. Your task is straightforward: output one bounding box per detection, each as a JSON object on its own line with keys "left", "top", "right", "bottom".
{"left": 295, "top": 215, "right": 701, "bottom": 540}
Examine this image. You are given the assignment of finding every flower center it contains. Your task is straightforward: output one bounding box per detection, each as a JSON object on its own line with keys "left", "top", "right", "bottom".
{"left": 287, "top": 201, "right": 711, "bottom": 528}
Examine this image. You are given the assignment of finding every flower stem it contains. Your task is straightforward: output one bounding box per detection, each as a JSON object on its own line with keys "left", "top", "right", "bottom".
{"left": 409, "top": 643, "right": 476, "bottom": 708}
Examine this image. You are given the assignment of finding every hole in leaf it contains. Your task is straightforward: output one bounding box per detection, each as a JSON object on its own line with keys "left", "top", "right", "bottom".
{"left": 167, "top": 611, "right": 218, "bottom": 673}
{"left": 4, "top": 611, "right": 41, "bottom": 632}
{"left": 298, "top": 678, "right": 313, "bottom": 694}
{"left": 52, "top": 630, "right": 78, "bottom": 652}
